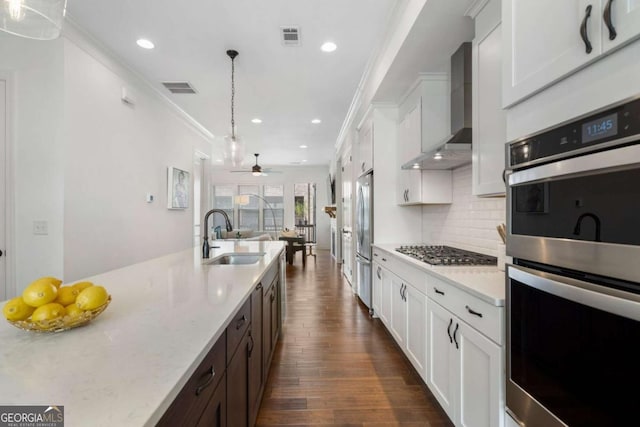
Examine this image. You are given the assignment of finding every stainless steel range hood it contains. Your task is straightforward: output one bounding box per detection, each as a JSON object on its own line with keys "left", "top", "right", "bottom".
{"left": 402, "top": 42, "right": 472, "bottom": 170}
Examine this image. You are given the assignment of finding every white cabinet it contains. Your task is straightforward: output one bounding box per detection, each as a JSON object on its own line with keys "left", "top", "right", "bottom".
{"left": 427, "top": 276, "right": 504, "bottom": 427}
{"left": 389, "top": 273, "right": 407, "bottom": 348}
{"left": 472, "top": 0, "right": 507, "bottom": 197}
{"left": 357, "top": 118, "right": 374, "bottom": 175}
{"left": 503, "top": 0, "right": 640, "bottom": 107}
{"left": 404, "top": 282, "right": 428, "bottom": 378}
{"left": 396, "top": 76, "right": 452, "bottom": 206}
{"left": 397, "top": 170, "right": 453, "bottom": 205}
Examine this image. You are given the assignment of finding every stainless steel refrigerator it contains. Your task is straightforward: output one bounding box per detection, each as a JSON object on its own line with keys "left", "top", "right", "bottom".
{"left": 355, "top": 171, "right": 372, "bottom": 312}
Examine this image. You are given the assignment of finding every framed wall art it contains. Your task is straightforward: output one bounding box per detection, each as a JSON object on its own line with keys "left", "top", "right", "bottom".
{"left": 167, "top": 166, "right": 190, "bottom": 209}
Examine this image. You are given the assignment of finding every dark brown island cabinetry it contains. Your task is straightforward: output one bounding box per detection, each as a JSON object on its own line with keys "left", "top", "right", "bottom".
{"left": 157, "top": 260, "right": 281, "bottom": 427}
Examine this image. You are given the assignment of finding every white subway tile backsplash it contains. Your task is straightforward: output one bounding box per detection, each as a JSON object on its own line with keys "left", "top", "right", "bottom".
{"left": 422, "top": 164, "right": 506, "bottom": 256}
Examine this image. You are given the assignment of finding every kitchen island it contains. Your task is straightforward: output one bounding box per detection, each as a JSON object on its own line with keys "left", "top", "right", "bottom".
{"left": 0, "top": 241, "right": 285, "bottom": 427}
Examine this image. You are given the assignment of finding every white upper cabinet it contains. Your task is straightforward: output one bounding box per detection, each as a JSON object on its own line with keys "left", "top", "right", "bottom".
{"left": 472, "top": 0, "right": 507, "bottom": 196}
{"left": 357, "top": 118, "right": 374, "bottom": 176}
{"left": 502, "top": 0, "right": 603, "bottom": 107}
{"left": 503, "top": 0, "right": 640, "bottom": 107}
{"left": 602, "top": 0, "right": 640, "bottom": 51}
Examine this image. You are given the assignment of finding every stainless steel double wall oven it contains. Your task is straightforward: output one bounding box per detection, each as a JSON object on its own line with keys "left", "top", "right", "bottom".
{"left": 505, "top": 96, "right": 640, "bottom": 427}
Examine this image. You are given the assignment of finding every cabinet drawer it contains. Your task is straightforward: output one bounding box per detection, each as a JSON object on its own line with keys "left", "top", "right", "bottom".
{"left": 226, "top": 299, "right": 251, "bottom": 364}
{"left": 372, "top": 249, "right": 427, "bottom": 295}
{"left": 157, "top": 331, "right": 226, "bottom": 427}
{"left": 427, "top": 276, "right": 503, "bottom": 345}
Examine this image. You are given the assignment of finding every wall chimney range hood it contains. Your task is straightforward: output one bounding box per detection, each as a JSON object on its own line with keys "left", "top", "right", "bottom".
{"left": 402, "top": 42, "right": 472, "bottom": 170}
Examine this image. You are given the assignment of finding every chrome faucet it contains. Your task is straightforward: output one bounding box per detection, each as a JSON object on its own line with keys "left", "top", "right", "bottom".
{"left": 573, "top": 212, "right": 601, "bottom": 242}
{"left": 202, "top": 209, "right": 233, "bottom": 258}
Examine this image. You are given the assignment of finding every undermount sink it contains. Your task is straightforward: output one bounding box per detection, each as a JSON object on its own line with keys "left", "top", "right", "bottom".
{"left": 205, "top": 252, "right": 265, "bottom": 265}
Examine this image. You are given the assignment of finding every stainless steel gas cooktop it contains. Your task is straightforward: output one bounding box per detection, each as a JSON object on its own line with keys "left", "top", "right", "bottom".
{"left": 395, "top": 245, "right": 497, "bottom": 266}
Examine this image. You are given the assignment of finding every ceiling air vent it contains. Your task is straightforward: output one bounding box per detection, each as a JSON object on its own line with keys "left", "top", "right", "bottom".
{"left": 162, "top": 81, "right": 197, "bottom": 94}
{"left": 281, "top": 27, "right": 301, "bottom": 46}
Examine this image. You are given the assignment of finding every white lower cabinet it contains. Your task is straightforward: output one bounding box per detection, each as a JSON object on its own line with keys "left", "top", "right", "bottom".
{"left": 372, "top": 247, "right": 505, "bottom": 427}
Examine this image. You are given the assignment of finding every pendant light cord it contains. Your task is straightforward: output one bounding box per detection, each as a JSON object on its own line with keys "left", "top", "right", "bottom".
{"left": 230, "top": 54, "right": 236, "bottom": 140}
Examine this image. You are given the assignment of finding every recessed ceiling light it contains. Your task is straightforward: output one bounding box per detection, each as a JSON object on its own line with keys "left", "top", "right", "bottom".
{"left": 251, "top": 118, "right": 262, "bottom": 124}
{"left": 311, "top": 119, "right": 322, "bottom": 124}
{"left": 299, "top": 145, "right": 308, "bottom": 148}
{"left": 321, "top": 41, "right": 337, "bottom": 52}
{"left": 136, "top": 39, "right": 155, "bottom": 49}
{"left": 301, "top": 160, "right": 308, "bottom": 163}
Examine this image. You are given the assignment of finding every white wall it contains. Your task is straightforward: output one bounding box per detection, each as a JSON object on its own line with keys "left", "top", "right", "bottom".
{"left": 0, "top": 34, "right": 65, "bottom": 292}
{"left": 422, "top": 164, "right": 506, "bottom": 256}
{"left": 62, "top": 38, "right": 212, "bottom": 281}
{"left": 209, "top": 165, "right": 331, "bottom": 250}
{"left": 1, "top": 28, "right": 214, "bottom": 292}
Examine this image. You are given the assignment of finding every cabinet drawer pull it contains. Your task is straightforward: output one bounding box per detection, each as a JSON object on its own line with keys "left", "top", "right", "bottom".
{"left": 382, "top": 258, "right": 387, "bottom": 262}
{"left": 603, "top": 0, "right": 617, "bottom": 40}
{"left": 580, "top": 5, "right": 594, "bottom": 54}
{"left": 447, "top": 318, "right": 453, "bottom": 343}
{"left": 374, "top": 253, "right": 378, "bottom": 257}
{"left": 195, "top": 366, "right": 215, "bottom": 396}
{"left": 434, "top": 287, "right": 445, "bottom": 296}
{"left": 247, "top": 333, "right": 255, "bottom": 357}
{"left": 236, "top": 315, "right": 247, "bottom": 330}
{"left": 453, "top": 323, "right": 459, "bottom": 349}
{"left": 465, "top": 305, "right": 483, "bottom": 318}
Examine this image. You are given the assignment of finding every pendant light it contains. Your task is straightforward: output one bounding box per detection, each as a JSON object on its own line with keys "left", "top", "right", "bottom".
{"left": 0, "top": 0, "right": 67, "bottom": 40}
{"left": 223, "top": 49, "right": 246, "bottom": 168}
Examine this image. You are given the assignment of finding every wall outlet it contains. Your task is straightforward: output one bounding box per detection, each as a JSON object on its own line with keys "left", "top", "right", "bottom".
{"left": 33, "top": 220, "right": 48, "bottom": 235}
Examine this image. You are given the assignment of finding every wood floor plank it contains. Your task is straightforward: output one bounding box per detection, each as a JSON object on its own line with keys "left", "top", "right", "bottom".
{"left": 256, "top": 250, "right": 452, "bottom": 426}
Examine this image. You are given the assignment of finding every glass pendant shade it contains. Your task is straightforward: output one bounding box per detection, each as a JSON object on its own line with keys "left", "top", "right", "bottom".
{"left": 223, "top": 134, "right": 245, "bottom": 168}
{"left": 0, "top": 0, "right": 66, "bottom": 40}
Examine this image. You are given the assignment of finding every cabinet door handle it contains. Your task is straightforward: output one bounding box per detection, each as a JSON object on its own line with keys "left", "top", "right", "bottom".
{"left": 236, "top": 314, "right": 247, "bottom": 330}
{"left": 376, "top": 266, "right": 382, "bottom": 280}
{"left": 195, "top": 366, "right": 216, "bottom": 396}
{"left": 453, "top": 323, "right": 460, "bottom": 349}
{"left": 406, "top": 189, "right": 409, "bottom": 202}
{"left": 362, "top": 162, "right": 366, "bottom": 172}
{"left": 247, "top": 333, "right": 255, "bottom": 357}
{"left": 256, "top": 283, "right": 263, "bottom": 290}
{"left": 399, "top": 284, "right": 404, "bottom": 299}
{"left": 502, "top": 169, "right": 507, "bottom": 184}
{"left": 603, "top": 0, "right": 617, "bottom": 40}
{"left": 447, "top": 318, "right": 453, "bottom": 343}
{"left": 580, "top": 5, "right": 594, "bottom": 54}
{"left": 434, "top": 287, "right": 445, "bottom": 296}
{"left": 465, "top": 305, "right": 483, "bottom": 318}
{"left": 374, "top": 253, "right": 379, "bottom": 257}
{"left": 271, "top": 291, "right": 276, "bottom": 302}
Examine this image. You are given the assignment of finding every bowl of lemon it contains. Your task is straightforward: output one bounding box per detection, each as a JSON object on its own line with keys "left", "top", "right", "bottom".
{"left": 3, "top": 276, "right": 111, "bottom": 333}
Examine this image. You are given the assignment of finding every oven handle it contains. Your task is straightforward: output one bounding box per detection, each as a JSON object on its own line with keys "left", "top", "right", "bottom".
{"left": 508, "top": 265, "right": 640, "bottom": 321}
{"left": 508, "top": 143, "right": 640, "bottom": 186}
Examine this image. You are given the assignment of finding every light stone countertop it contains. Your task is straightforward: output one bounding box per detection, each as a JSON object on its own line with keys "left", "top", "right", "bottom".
{"left": 372, "top": 243, "right": 506, "bottom": 306}
{"left": 0, "top": 241, "right": 285, "bottom": 427}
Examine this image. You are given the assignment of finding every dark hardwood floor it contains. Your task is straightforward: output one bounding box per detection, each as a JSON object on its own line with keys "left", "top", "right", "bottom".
{"left": 256, "top": 250, "right": 453, "bottom": 426}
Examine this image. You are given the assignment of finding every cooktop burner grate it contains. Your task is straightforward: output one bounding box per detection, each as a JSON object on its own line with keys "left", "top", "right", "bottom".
{"left": 395, "top": 245, "right": 497, "bottom": 266}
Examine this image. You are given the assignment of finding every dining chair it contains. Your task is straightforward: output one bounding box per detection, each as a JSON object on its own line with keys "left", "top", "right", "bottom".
{"left": 295, "top": 224, "right": 316, "bottom": 262}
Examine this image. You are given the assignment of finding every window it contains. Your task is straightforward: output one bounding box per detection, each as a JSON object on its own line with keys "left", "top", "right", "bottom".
{"left": 263, "top": 185, "right": 284, "bottom": 231}
{"left": 294, "top": 183, "right": 316, "bottom": 226}
{"left": 211, "top": 185, "right": 234, "bottom": 232}
{"left": 238, "top": 185, "right": 260, "bottom": 230}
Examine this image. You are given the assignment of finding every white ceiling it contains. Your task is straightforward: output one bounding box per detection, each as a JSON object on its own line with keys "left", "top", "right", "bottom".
{"left": 66, "top": 0, "right": 397, "bottom": 168}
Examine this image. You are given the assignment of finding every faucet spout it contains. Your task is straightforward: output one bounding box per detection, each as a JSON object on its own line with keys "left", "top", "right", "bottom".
{"left": 202, "top": 209, "right": 234, "bottom": 258}
{"left": 573, "top": 212, "right": 601, "bottom": 242}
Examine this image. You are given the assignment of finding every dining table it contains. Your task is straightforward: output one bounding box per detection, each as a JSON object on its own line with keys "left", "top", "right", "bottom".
{"left": 278, "top": 235, "right": 306, "bottom": 266}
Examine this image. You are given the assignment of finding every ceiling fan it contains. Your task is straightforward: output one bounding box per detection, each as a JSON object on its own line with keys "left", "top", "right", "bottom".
{"left": 231, "top": 153, "right": 282, "bottom": 176}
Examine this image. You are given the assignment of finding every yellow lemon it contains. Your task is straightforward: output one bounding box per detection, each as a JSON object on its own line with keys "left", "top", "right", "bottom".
{"left": 64, "top": 304, "right": 85, "bottom": 320}
{"left": 3, "top": 297, "right": 36, "bottom": 321}
{"left": 32, "top": 276, "right": 63, "bottom": 289}
{"left": 31, "top": 303, "right": 65, "bottom": 322}
{"left": 75, "top": 286, "right": 109, "bottom": 310}
{"left": 72, "top": 281, "right": 93, "bottom": 292}
{"left": 22, "top": 281, "right": 58, "bottom": 307}
{"left": 54, "top": 286, "right": 80, "bottom": 306}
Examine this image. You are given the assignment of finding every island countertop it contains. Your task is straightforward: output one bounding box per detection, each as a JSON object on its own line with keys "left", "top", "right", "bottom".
{"left": 0, "top": 241, "right": 285, "bottom": 427}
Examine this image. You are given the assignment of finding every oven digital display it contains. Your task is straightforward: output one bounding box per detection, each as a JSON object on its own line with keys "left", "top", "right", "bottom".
{"left": 581, "top": 113, "right": 618, "bottom": 143}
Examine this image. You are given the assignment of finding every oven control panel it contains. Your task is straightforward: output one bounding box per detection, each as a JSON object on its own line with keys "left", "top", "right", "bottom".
{"left": 509, "top": 97, "right": 640, "bottom": 169}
